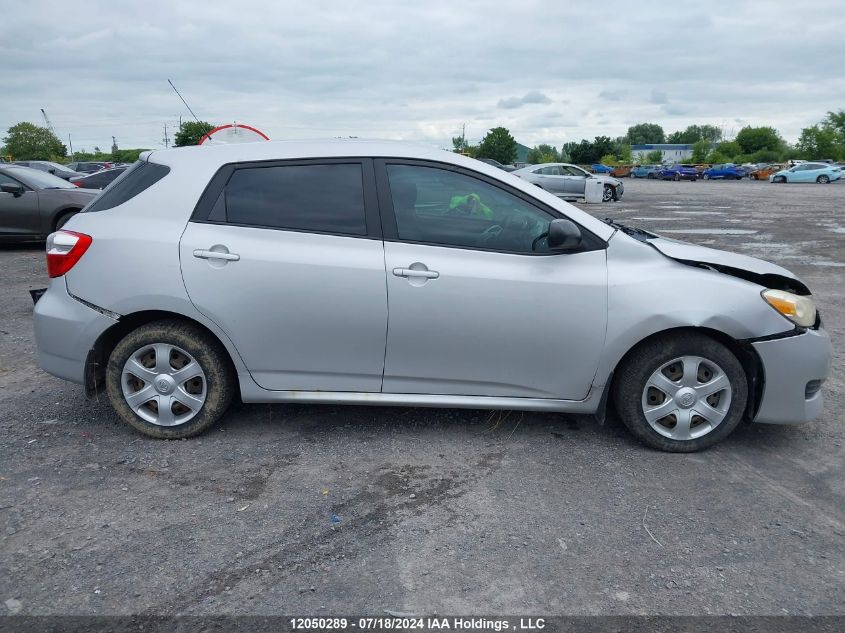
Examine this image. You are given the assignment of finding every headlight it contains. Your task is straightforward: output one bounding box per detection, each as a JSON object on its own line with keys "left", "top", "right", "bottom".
{"left": 761, "top": 289, "right": 817, "bottom": 327}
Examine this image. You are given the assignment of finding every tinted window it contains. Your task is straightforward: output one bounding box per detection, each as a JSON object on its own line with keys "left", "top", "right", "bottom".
{"left": 223, "top": 164, "right": 366, "bottom": 235}
{"left": 386, "top": 164, "right": 555, "bottom": 253}
{"left": 84, "top": 161, "right": 170, "bottom": 213}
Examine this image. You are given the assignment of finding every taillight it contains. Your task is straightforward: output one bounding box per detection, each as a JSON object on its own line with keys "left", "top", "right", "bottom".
{"left": 73, "top": 181, "right": 83, "bottom": 187}
{"left": 46, "top": 231, "right": 92, "bottom": 278}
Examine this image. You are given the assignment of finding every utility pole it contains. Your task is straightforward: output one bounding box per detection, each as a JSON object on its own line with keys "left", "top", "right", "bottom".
{"left": 68, "top": 134, "right": 74, "bottom": 161}
{"left": 163, "top": 124, "right": 170, "bottom": 148}
{"left": 111, "top": 136, "right": 118, "bottom": 154}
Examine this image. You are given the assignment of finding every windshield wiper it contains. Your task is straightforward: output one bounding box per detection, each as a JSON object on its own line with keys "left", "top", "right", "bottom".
{"left": 602, "top": 218, "right": 656, "bottom": 242}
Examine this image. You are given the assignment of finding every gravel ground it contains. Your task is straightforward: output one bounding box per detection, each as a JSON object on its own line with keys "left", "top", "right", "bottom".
{"left": 0, "top": 177, "right": 843, "bottom": 616}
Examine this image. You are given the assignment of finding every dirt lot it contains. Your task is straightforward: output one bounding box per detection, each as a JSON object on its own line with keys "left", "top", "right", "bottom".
{"left": 0, "top": 177, "right": 843, "bottom": 616}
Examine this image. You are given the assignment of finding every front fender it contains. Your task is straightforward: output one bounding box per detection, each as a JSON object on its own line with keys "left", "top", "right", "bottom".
{"left": 592, "top": 235, "right": 795, "bottom": 388}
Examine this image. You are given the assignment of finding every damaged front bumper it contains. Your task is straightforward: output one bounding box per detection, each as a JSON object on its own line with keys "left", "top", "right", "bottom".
{"left": 751, "top": 327, "right": 832, "bottom": 424}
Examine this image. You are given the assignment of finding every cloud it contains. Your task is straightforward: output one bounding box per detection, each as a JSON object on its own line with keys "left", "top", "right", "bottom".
{"left": 598, "top": 90, "right": 626, "bottom": 101}
{"left": 497, "top": 91, "right": 552, "bottom": 109}
{"left": 0, "top": 0, "right": 842, "bottom": 149}
{"left": 650, "top": 89, "right": 669, "bottom": 105}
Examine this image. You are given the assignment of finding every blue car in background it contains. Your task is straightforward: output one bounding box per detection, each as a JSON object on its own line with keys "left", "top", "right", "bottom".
{"left": 657, "top": 164, "right": 698, "bottom": 181}
{"left": 769, "top": 162, "right": 842, "bottom": 184}
{"left": 703, "top": 164, "right": 747, "bottom": 180}
{"left": 591, "top": 164, "right": 614, "bottom": 173}
{"left": 631, "top": 165, "right": 660, "bottom": 178}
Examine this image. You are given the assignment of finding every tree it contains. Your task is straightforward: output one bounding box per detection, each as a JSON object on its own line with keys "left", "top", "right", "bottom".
{"left": 690, "top": 139, "right": 710, "bottom": 163}
{"left": 708, "top": 140, "right": 742, "bottom": 162}
{"left": 797, "top": 125, "right": 839, "bottom": 160}
{"left": 452, "top": 135, "right": 470, "bottom": 154}
{"left": 735, "top": 126, "right": 783, "bottom": 154}
{"left": 526, "top": 144, "right": 560, "bottom": 164}
{"left": 625, "top": 123, "right": 665, "bottom": 145}
{"left": 476, "top": 127, "right": 517, "bottom": 165}
{"left": 2, "top": 122, "right": 66, "bottom": 160}
{"left": 667, "top": 124, "right": 722, "bottom": 144}
{"left": 174, "top": 121, "right": 215, "bottom": 147}
{"left": 645, "top": 149, "right": 664, "bottom": 163}
{"left": 598, "top": 153, "right": 619, "bottom": 166}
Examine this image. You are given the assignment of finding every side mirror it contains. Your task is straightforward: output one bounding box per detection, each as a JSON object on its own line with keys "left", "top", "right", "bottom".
{"left": 0, "top": 183, "right": 24, "bottom": 197}
{"left": 547, "top": 218, "right": 582, "bottom": 251}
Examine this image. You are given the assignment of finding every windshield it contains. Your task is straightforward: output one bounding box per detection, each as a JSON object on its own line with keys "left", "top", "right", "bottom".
{"left": 7, "top": 167, "right": 75, "bottom": 189}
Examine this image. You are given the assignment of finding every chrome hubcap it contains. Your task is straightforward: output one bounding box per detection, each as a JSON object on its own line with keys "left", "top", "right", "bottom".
{"left": 121, "top": 343, "right": 207, "bottom": 426}
{"left": 641, "top": 355, "right": 732, "bottom": 441}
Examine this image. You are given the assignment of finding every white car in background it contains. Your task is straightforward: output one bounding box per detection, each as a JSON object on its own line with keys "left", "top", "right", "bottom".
{"left": 512, "top": 163, "right": 624, "bottom": 202}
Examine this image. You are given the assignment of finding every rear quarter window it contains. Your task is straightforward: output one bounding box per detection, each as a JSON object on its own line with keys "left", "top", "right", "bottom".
{"left": 82, "top": 161, "right": 170, "bottom": 213}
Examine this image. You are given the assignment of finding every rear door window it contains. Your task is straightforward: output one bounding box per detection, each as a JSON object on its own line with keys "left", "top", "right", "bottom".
{"left": 223, "top": 163, "right": 367, "bottom": 235}
{"left": 83, "top": 161, "right": 170, "bottom": 212}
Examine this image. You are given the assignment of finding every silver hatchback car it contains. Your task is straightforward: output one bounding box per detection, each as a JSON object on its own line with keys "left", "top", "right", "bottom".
{"left": 33, "top": 140, "right": 831, "bottom": 451}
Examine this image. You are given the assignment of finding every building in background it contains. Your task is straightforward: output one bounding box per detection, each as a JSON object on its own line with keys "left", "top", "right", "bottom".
{"left": 631, "top": 143, "right": 694, "bottom": 163}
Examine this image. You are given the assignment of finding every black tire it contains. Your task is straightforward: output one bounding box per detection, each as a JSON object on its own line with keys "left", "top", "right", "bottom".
{"left": 106, "top": 319, "right": 234, "bottom": 439}
{"left": 673, "top": 173, "right": 680, "bottom": 181}
{"left": 703, "top": 173, "right": 710, "bottom": 180}
{"left": 54, "top": 209, "right": 79, "bottom": 231}
{"left": 612, "top": 332, "right": 748, "bottom": 452}
{"left": 773, "top": 175, "right": 786, "bottom": 183}
{"left": 602, "top": 184, "right": 614, "bottom": 202}
{"left": 647, "top": 173, "right": 655, "bottom": 179}
{"left": 817, "top": 175, "right": 830, "bottom": 184}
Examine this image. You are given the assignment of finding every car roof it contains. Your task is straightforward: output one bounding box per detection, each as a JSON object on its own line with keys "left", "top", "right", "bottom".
{"left": 145, "top": 139, "right": 615, "bottom": 241}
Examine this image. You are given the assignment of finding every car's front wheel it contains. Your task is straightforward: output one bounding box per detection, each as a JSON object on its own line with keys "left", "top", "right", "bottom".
{"left": 602, "top": 184, "right": 614, "bottom": 202}
{"left": 106, "top": 319, "right": 234, "bottom": 439}
{"left": 817, "top": 175, "right": 830, "bottom": 184}
{"left": 612, "top": 333, "right": 748, "bottom": 452}
{"left": 773, "top": 175, "right": 787, "bottom": 183}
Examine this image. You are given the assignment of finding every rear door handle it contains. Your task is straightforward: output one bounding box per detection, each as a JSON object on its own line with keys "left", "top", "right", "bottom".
{"left": 193, "top": 249, "right": 240, "bottom": 261}
{"left": 392, "top": 267, "right": 439, "bottom": 279}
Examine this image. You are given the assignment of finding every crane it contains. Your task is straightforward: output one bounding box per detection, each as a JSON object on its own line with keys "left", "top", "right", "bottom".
{"left": 40, "top": 108, "right": 57, "bottom": 135}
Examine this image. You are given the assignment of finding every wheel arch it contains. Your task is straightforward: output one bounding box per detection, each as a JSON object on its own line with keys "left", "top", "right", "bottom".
{"left": 600, "top": 326, "right": 763, "bottom": 423}
{"left": 84, "top": 309, "right": 242, "bottom": 400}
{"left": 50, "top": 205, "right": 84, "bottom": 232}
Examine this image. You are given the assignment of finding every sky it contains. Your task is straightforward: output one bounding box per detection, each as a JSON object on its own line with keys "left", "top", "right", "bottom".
{"left": 2, "top": 0, "right": 843, "bottom": 152}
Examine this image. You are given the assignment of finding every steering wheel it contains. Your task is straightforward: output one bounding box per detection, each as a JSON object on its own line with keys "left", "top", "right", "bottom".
{"left": 478, "top": 224, "right": 504, "bottom": 245}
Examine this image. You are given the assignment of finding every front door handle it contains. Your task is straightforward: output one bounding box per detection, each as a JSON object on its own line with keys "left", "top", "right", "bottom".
{"left": 393, "top": 267, "right": 439, "bottom": 279}
{"left": 193, "top": 249, "right": 240, "bottom": 262}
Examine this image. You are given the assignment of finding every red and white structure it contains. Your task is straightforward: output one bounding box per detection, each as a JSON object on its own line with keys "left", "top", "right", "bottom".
{"left": 199, "top": 123, "right": 270, "bottom": 145}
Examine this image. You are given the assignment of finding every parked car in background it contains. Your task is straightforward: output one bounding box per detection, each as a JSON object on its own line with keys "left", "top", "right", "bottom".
{"left": 769, "top": 163, "right": 842, "bottom": 184}
{"left": 31, "top": 140, "right": 831, "bottom": 452}
{"left": 12, "top": 160, "right": 85, "bottom": 181}
{"left": 513, "top": 163, "right": 624, "bottom": 201}
{"left": 476, "top": 158, "right": 516, "bottom": 172}
{"left": 69, "top": 166, "right": 128, "bottom": 190}
{"left": 702, "top": 164, "right": 747, "bottom": 180}
{"left": 590, "top": 164, "right": 614, "bottom": 174}
{"left": 748, "top": 164, "right": 782, "bottom": 180}
{"left": 657, "top": 164, "right": 698, "bottom": 181}
{"left": 631, "top": 165, "right": 660, "bottom": 179}
{"left": 610, "top": 165, "right": 632, "bottom": 178}
{"left": 0, "top": 165, "right": 98, "bottom": 240}
{"left": 66, "top": 161, "right": 112, "bottom": 174}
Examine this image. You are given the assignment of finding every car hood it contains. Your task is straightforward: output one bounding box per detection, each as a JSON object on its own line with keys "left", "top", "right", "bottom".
{"left": 590, "top": 174, "right": 622, "bottom": 186}
{"left": 647, "top": 235, "right": 809, "bottom": 294}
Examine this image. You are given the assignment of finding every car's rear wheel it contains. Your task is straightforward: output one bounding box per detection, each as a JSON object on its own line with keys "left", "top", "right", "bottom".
{"left": 817, "top": 175, "right": 830, "bottom": 184}
{"left": 602, "top": 184, "right": 614, "bottom": 202}
{"left": 673, "top": 173, "right": 680, "bottom": 181}
{"left": 612, "top": 333, "right": 748, "bottom": 452}
{"left": 106, "top": 319, "right": 234, "bottom": 439}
